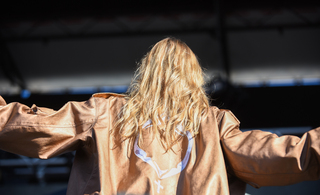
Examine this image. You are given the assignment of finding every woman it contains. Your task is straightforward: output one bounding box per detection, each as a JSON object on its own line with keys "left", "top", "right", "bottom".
{"left": 0, "top": 37, "right": 320, "bottom": 195}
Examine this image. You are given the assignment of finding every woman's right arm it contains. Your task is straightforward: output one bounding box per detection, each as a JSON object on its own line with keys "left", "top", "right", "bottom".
{"left": 0, "top": 95, "right": 98, "bottom": 159}
{"left": 219, "top": 109, "right": 320, "bottom": 188}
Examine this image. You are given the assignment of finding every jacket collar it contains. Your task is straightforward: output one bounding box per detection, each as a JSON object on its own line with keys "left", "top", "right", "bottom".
{"left": 92, "top": 92, "right": 125, "bottom": 99}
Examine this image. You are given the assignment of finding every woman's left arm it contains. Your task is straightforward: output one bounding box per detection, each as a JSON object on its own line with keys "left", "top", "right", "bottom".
{"left": 0, "top": 95, "right": 98, "bottom": 159}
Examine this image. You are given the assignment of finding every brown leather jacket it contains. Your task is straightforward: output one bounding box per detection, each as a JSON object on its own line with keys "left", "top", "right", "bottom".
{"left": 0, "top": 93, "right": 319, "bottom": 195}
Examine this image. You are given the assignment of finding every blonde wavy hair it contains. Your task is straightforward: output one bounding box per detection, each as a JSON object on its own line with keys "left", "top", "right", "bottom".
{"left": 116, "top": 37, "right": 209, "bottom": 149}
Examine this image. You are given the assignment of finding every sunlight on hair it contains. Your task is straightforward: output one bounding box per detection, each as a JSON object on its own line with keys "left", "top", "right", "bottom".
{"left": 114, "top": 37, "right": 209, "bottom": 150}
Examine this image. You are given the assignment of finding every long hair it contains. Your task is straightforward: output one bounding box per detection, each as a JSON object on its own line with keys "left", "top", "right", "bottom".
{"left": 115, "top": 37, "right": 209, "bottom": 150}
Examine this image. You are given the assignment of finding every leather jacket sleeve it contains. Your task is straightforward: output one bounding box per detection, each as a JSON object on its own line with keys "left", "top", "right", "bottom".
{"left": 0, "top": 96, "right": 97, "bottom": 159}
{"left": 219, "top": 109, "right": 320, "bottom": 188}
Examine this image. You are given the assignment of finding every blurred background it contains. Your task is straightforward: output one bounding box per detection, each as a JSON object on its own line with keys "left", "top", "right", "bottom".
{"left": 0, "top": 0, "right": 320, "bottom": 194}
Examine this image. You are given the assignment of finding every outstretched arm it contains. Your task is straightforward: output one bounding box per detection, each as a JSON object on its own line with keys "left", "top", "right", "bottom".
{"left": 0, "top": 96, "right": 98, "bottom": 159}
{"left": 219, "top": 110, "right": 320, "bottom": 188}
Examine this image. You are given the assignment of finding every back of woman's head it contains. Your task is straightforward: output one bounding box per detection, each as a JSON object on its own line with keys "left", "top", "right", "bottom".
{"left": 116, "top": 37, "right": 209, "bottom": 149}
